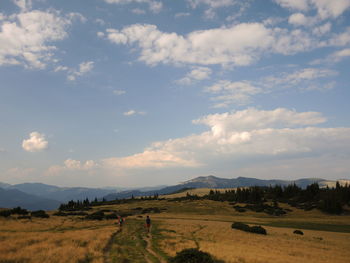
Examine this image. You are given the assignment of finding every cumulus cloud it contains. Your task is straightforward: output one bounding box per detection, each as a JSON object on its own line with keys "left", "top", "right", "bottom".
{"left": 274, "top": 0, "right": 350, "bottom": 19}
{"left": 0, "top": 4, "right": 81, "bottom": 69}
{"left": 123, "top": 110, "right": 146, "bottom": 116}
{"left": 101, "top": 108, "right": 350, "bottom": 170}
{"left": 204, "top": 81, "right": 263, "bottom": 108}
{"left": 22, "top": 132, "right": 48, "bottom": 152}
{"left": 55, "top": 61, "right": 94, "bottom": 81}
{"left": 113, "top": 89, "right": 126, "bottom": 95}
{"left": 176, "top": 66, "right": 212, "bottom": 85}
{"left": 103, "top": 150, "right": 199, "bottom": 169}
{"left": 104, "top": 0, "right": 162, "bottom": 13}
{"left": 104, "top": 21, "right": 350, "bottom": 67}
{"left": 105, "top": 23, "right": 274, "bottom": 67}
{"left": 263, "top": 67, "right": 337, "bottom": 87}
{"left": 311, "top": 48, "right": 350, "bottom": 65}
{"left": 46, "top": 159, "right": 98, "bottom": 175}
{"left": 187, "top": 0, "right": 239, "bottom": 19}
{"left": 203, "top": 68, "right": 337, "bottom": 107}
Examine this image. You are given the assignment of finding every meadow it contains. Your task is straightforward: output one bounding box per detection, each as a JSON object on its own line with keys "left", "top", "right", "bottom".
{"left": 1, "top": 193, "right": 350, "bottom": 263}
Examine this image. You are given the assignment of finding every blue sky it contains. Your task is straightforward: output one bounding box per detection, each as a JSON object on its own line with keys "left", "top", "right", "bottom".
{"left": 1, "top": 0, "right": 350, "bottom": 187}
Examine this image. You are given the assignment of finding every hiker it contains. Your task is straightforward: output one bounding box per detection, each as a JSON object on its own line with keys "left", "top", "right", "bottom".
{"left": 146, "top": 215, "right": 151, "bottom": 233}
{"left": 118, "top": 216, "right": 124, "bottom": 230}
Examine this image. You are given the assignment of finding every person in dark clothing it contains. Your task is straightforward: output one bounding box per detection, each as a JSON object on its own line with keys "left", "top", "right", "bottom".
{"left": 146, "top": 215, "right": 151, "bottom": 233}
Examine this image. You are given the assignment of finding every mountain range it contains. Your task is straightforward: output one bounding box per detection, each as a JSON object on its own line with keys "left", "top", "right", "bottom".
{"left": 1, "top": 176, "right": 348, "bottom": 210}
{"left": 102, "top": 176, "right": 343, "bottom": 201}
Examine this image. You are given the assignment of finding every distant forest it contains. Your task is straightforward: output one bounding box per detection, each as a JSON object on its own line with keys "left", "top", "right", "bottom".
{"left": 59, "top": 182, "right": 350, "bottom": 215}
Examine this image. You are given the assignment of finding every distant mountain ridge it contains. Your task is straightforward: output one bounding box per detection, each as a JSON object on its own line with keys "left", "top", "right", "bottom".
{"left": 0, "top": 183, "right": 122, "bottom": 202}
{"left": 1, "top": 176, "right": 348, "bottom": 209}
{"left": 103, "top": 175, "right": 338, "bottom": 201}
{"left": 0, "top": 188, "right": 60, "bottom": 210}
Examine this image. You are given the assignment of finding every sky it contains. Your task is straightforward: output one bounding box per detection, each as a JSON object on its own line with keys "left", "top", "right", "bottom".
{"left": 1, "top": 0, "right": 350, "bottom": 188}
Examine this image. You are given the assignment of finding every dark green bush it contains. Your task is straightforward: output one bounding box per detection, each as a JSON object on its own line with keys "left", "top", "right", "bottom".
{"left": 169, "top": 248, "right": 214, "bottom": 263}
{"left": 0, "top": 210, "right": 11, "bottom": 217}
{"left": 293, "top": 230, "right": 304, "bottom": 235}
{"left": 85, "top": 211, "right": 105, "bottom": 220}
{"left": 250, "top": 226, "right": 267, "bottom": 235}
{"left": 231, "top": 222, "right": 267, "bottom": 235}
{"left": 31, "top": 210, "right": 49, "bottom": 218}
{"left": 53, "top": 211, "right": 88, "bottom": 216}
{"left": 11, "top": 207, "right": 29, "bottom": 215}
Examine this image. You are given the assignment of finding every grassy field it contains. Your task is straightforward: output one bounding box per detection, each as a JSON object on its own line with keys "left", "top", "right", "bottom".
{"left": 1, "top": 197, "right": 350, "bottom": 263}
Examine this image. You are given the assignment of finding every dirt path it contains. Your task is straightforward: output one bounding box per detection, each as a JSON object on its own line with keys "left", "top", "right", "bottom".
{"left": 103, "top": 228, "right": 121, "bottom": 263}
{"left": 144, "top": 232, "right": 167, "bottom": 263}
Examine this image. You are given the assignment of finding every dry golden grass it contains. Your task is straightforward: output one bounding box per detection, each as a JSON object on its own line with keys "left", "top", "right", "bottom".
{"left": 0, "top": 216, "right": 116, "bottom": 263}
{"left": 161, "top": 188, "right": 237, "bottom": 198}
{"left": 155, "top": 218, "right": 350, "bottom": 263}
{"left": 1, "top": 199, "right": 350, "bottom": 263}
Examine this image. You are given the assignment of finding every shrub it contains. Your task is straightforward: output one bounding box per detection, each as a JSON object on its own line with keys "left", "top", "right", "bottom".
{"left": 231, "top": 222, "right": 250, "bottom": 232}
{"left": 11, "top": 207, "right": 29, "bottom": 215}
{"left": 231, "top": 222, "right": 267, "bottom": 235}
{"left": 0, "top": 210, "right": 12, "bottom": 217}
{"left": 31, "top": 210, "right": 50, "bottom": 218}
{"left": 53, "top": 211, "right": 88, "bottom": 216}
{"left": 293, "top": 230, "right": 304, "bottom": 235}
{"left": 250, "top": 226, "right": 267, "bottom": 235}
{"left": 169, "top": 248, "right": 214, "bottom": 263}
{"left": 85, "top": 211, "right": 105, "bottom": 220}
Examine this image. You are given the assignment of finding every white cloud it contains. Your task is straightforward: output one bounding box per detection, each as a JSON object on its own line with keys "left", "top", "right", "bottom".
{"left": 123, "top": 110, "right": 146, "bottom": 116}
{"left": 310, "top": 48, "right": 350, "bottom": 65}
{"left": 105, "top": 23, "right": 274, "bottom": 67}
{"left": 204, "top": 80, "right": 263, "bottom": 108}
{"left": 187, "top": 0, "right": 236, "bottom": 9}
{"left": 132, "top": 8, "right": 146, "bottom": 14}
{"left": 113, "top": 89, "right": 126, "bottom": 95}
{"left": 97, "top": 31, "right": 105, "bottom": 38}
{"left": 64, "top": 61, "right": 94, "bottom": 81}
{"left": 203, "top": 68, "right": 337, "bottom": 107}
{"left": 312, "top": 22, "right": 331, "bottom": 36}
{"left": 176, "top": 66, "right": 212, "bottom": 85}
{"left": 274, "top": 0, "right": 310, "bottom": 11}
{"left": 327, "top": 27, "right": 350, "bottom": 46}
{"left": 105, "top": 22, "right": 349, "bottom": 67}
{"left": 104, "top": 0, "right": 163, "bottom": 13}
{"left": 46, "top": 159, "right": 98, "bottom": 175}
{"left": 263, "top": 68, "right": 338, "bottom": 89}
{"left": 22, "top": 132, "right": 48, "bottom": 152}
{"left": 288, "top": 13, "right": 314, "bottom": 26}
{"left": 103, "top": 150, "right": 199, "bottom": 169}
{"left": 331, "top": 48, "right": 350, "bottom": 61}
{"left": 275, "top": 0, "right": 350, "bottom": 19}
{"left": 95, "top": 18, "right": 106, "bottom": 26}
{"left": 101, "top": 108, "right": 350, "bottom": 170}
{"left": 312, "top": 0, "right": 350, "bottom": 19}
{"left": 0, "top": 7, "right": 80, "bottom": 69}
{"left": 64, "top": 159, "right": 98, "bottom": 170}
{"left": 13, "top": 0, "right": 32, "bottom": 11}
{"left": 175, "top": 12, "right": 191, "bottom": 18}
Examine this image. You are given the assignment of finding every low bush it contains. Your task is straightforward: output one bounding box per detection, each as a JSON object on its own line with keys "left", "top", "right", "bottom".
{"left": 169, "top": 248, "right": 214, "bottom": 263}
{"left": 31, "top": 210, "right": 49, "bottom": 218}
{"left": 53, "top": 211, "right": 88, "bottom": 216}
{"left": 0, "top": 210, "right": 12, "bottom": 217}
{"left": 0, "top": 207, "right": 29, "bottom": 217}
{"left": 293, "top": 230, "right": 304, "bottom": 235}
{"left": 231, "top": 222, "right": 267, "bottom": 235}
{"left": 85, "top": 211, "right": 105, "bottom": 220}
